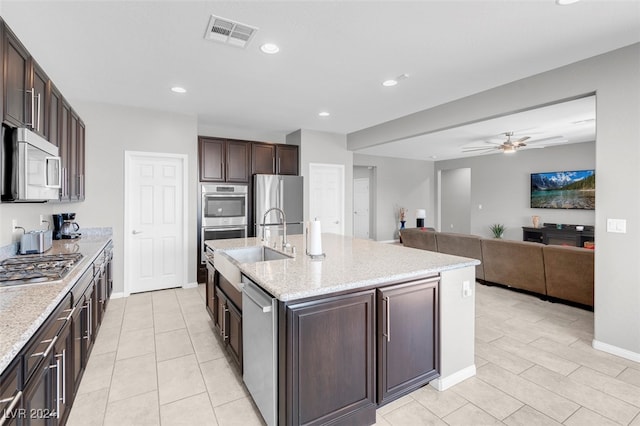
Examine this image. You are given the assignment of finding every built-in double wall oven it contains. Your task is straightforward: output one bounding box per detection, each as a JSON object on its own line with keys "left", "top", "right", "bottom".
{"left": 200, "top": 184, "right": 248, "bottom": 263}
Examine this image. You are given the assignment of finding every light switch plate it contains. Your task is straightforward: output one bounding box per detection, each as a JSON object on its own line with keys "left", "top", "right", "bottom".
{"left": 607, "top": 218, "right": 627, "bottom": 233}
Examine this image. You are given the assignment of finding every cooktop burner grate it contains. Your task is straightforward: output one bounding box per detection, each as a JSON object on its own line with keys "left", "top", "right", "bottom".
{"left": 0, "top": 253, "right": 83, "bottom": 286}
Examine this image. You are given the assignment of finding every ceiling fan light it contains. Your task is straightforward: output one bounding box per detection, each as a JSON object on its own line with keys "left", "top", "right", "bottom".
{"left": 503, "top": 146, "right": 517, "bottom": 154}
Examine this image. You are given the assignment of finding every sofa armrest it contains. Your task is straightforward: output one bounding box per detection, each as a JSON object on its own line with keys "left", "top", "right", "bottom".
{"left": 543, "top": 245, "right": 594, "bottom": 307}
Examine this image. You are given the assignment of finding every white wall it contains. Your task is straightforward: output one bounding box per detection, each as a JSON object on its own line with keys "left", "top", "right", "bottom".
{"left": 289, "top": 129, "right": 354, "bottom": 236}
{"left": 353, "top": 153, "right": 434, "bottom": 241}
{"left": 436, "top": 142, "right": 595, "bottom": 240}
{"left": 198, "top": 123, "right": 286, "bottom": 144}
{"left": 348, "top": 44, "right": 640, "bottom": 360}
{"left": 69, "top": 102, "right": 198, "bottom": 293}
{"left": 440, "top": 168, "right": 471, "bottom": 234}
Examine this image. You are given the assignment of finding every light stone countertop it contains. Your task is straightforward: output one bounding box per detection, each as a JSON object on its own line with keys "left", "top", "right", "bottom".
{"left": 206, "top": 233, "right": 480, "bottom": 302}
{"left": 0, "top": 233, "right": 112, "bottom": 375}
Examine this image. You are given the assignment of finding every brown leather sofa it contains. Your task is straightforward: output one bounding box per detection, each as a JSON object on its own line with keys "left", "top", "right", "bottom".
{"left": 399, "top": 228, "right": 594, "bottom": 307}
{"left": 435, "top": 232, "right": 485, "bottom": 281}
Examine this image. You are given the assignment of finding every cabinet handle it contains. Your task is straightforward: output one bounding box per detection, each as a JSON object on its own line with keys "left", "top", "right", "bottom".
{"left": 26, "top": 88, "right": 35, "bottom": 128}
{"left": 58, "top": 306, "right": 76, "bottom": 322}
{"left": 56, "top": 349, "right": 67, "bottom": 405}
{"left": 385, "top": 296, "right": 391, "bottom": 342}
{"left": 31, "top": 335, "right": 58, "bottom": 358}
{"left": 49, "top": 357, "right": 61, "bottom": 419}
{"left": 36, "top": 93, "right": 42, "bottom": 131}
{"left": 223, "top": 306, "right": 230, "bottom": 341}
{"left": 0, "top": 391, "right": 23, "bottom": 426}
{"left": 278, "top": 158, "right": 281, "bottom": 173}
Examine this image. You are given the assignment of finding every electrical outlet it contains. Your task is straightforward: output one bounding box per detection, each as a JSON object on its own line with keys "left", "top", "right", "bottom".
{"left": 40, "top": 215, "right": 45, "bottom": 224}
{"left": 462, "top": 280, "right": 472, "bottom": 298}
{"left": 11, "top": 219, "right": 18, "bottom": 232}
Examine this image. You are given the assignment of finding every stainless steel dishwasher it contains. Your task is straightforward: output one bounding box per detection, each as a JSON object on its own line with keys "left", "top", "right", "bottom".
{"left": 242, "top": 276, "right": 278, "bottom": 426}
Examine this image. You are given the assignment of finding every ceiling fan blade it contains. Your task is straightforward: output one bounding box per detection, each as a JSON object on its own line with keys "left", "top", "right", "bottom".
{"left": 483, "top": 140, "right": 503, "bottom": 145}
{"left": 462, "top": 147, "right": 497, "bottom": 152}
{"left": 526, "top": 135, "right": 565, "bottom": 144}
{"left": 515, "top": 136, "right": 530, "bottom": 143}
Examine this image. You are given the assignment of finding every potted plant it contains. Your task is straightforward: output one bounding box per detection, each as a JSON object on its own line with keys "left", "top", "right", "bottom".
{"left": 490, "top": 223, "right": 506, "bottom": 239}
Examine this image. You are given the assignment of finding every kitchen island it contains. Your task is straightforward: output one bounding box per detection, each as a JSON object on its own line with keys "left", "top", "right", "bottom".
{"left": 206, "top": 233, "right": 479, "bottom": 426}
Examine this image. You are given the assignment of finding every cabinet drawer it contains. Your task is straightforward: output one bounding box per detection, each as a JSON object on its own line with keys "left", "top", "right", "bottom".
{"left": 22, "top": 293, "right": 72, "bottom": 383}
{"left": 0, "top": 357, "right": 22, "bottom": 425}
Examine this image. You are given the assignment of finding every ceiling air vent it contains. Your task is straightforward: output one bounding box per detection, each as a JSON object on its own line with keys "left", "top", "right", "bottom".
{"left": 204, "top": 14, "right": 258, "bottom": 48}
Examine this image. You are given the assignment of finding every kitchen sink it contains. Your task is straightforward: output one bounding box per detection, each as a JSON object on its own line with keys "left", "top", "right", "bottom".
{"left": 213, "top": 246, "right": 292, "bottom": 291}
{"left": 224, "top": 246, "right": 291, "bottom": 263}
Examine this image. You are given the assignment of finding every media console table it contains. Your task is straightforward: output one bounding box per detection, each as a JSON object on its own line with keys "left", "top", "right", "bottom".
{"left": 522, "top": 223, "right": 595, "bottom": 247}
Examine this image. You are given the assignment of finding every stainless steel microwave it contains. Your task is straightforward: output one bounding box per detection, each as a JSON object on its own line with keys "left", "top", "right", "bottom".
{"left": 2, "top": 127, "right": 61, "bottom": 202}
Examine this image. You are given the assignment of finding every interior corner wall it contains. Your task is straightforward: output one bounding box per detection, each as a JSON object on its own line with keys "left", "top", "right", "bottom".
{"left": 353, "top": 153, "right": 434, "bottom": 241}
{"left": 436, "top": 142, "right": 596, "bottom": 240}
{"left": 348, "top": 43, "right": 640, "bottom": 359}
{"left": 292, "top": 129, "right": 353, "bottom": 236}
{"left": 67, "top": 102, "right": 198, "bottom": 294}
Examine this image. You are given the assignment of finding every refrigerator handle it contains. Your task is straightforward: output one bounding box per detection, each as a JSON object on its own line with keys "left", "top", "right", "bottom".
{"left": 279, "top": 179, "right": 284, "bottom": 210}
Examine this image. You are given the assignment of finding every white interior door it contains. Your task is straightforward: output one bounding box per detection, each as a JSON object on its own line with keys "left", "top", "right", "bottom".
{"left": 309, "top": 163, "right": 344, "bottom": 235}
{"left": 125, "top": 152, "right": 187, "bottom": 294}
{"left": 353, "top": 178, "right": 370, "bottom": 239}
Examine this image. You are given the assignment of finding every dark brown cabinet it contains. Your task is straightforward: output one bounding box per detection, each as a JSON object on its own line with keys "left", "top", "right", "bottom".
{"left": 522, "top": 225, "right": 595, "bottom": 247}
{"left": 27, "top": 59, "right": 48, "bottom": 139}
{"left": 0, "top": 358, "right": 21, "bottom": 426}
{"left": 251, "top": 142, "right": 299, "bottom": 176}
{"left": 198, "top": 137, "right": 250, "bottom": 183}
{"left": 48, "top": 84, "right": 61, "bottom": 147}
{"left": 2, "top": 24, "right": 29, "bottom": 128}
{"left": 206, "top": 264, "right": 243, "bottom": 371}
{"left": 282, "top": 290, "right": 377, "bottom": 426}
{"left": 377, "top": 277, "right": 439, "bottom": 405}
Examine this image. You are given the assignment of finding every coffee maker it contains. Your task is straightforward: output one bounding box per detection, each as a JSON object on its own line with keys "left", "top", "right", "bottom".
{"left": 52, "top": 213, "right": 81, "bottom": 239}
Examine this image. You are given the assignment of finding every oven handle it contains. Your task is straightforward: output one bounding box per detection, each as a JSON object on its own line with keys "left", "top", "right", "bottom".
{"left": 203, "top": 194, "right": 247, "bottom": 198}
{"left": 202, "top": 226, "right": 248, "bottom": 232}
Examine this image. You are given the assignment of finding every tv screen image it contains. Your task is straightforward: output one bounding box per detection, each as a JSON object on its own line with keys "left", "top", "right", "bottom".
{"left": 530, "top": 170, "right": 595, "bottom": 210}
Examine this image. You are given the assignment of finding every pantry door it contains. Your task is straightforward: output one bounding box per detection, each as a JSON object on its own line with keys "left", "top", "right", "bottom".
{"left": 124, "top": 151, "right": 188, "bottom": 294}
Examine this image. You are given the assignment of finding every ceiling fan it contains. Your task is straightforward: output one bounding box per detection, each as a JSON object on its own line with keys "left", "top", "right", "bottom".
{"left": 462, "top": 131, "right": 566, "bottom": 155}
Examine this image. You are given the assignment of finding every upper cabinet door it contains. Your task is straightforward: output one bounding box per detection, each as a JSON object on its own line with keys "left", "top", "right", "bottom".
{"left": 199, "top": 137, "right": 225, "bottom": 182}
{"left": 27, "top": 59, "right": 49, "bottom": 138}
{"left": 48, "top": 84, "right": 61, "bottom": 147}
{"left": 225, "top": 140, "right": 250, "bottom": 183}
{"left": 276, "top": 145, "right": 299, "bottom": 175}
{"left": 3, "top": 25, "right": 29, "bottom": 127}
{"left": 251, "top": 142, "right": 276, "bottom": 175}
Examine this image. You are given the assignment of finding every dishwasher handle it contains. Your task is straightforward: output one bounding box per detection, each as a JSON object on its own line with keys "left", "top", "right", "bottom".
{"left": 243, "top": 280, "right": 273, "bottom": 313}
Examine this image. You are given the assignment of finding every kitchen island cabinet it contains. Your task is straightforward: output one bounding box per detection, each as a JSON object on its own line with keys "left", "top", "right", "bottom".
{"left": 207, "top": 234, "right": 478, "bottom": 426}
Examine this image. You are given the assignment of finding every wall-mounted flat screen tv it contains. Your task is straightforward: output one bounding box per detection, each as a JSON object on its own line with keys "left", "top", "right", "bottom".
{"left": 530, "top": 169, "right": 595, "bottom": 210}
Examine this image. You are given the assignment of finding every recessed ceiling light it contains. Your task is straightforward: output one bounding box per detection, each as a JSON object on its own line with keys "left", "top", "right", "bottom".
{"left": 171, "top": 86, "right": 187, "bottom": 93}
{"left": 382, "top": 79, "right": 398, "bottom": 87}
{"left": 556, "top": 0, "right": 580, "bottom": 5}
{"left": 260, "top": 43, "right": 280, "bottom": 54}
{"left": 318, "top": 111, "right": 330, "bottom": 117}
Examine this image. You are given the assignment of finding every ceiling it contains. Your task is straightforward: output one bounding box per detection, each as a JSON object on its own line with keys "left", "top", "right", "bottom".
{"left": 1, "top": 1, "right": 638, "bottom": 160}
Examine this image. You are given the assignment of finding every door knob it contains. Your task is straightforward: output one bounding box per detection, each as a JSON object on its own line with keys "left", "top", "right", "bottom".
{"left": 132, "top": 230, "right": 143, "bottom": 235}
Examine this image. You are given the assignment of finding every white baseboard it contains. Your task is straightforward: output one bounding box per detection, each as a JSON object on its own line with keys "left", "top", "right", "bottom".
{"left": 110, "top": 292, "right": 126, "bottom": 299}
{"left": 380, "top": 239, "right": 400, "bottom": 244}
{"left": 430, "top": 364, "right": 476, "bottom": 391}
{"left": 592, "top": 339, "right": 640, "bottom": 363}
{"left": 182, "top": 282, "right": 199, "bottom": 289}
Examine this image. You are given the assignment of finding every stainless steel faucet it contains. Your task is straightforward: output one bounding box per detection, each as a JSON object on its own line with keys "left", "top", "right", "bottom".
{"left": 262, "top": 207, "right": 287, "bottom": 248}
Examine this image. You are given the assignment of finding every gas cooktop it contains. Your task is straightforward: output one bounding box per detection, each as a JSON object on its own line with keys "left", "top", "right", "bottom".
{"left": 0, "top": 253, "right": 84, "bottom": 286}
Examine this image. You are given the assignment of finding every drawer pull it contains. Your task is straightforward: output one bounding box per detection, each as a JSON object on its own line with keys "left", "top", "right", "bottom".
{"left": 30, "top": 335, "right": 58, "bottom": 358}
{"left": 0, "top": 391, "right": 23, "bottom": 426}
{"left": 58, "top": 306, "right": 76, "bottom": 322}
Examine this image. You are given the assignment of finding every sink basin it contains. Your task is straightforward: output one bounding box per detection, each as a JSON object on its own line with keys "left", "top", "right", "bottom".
{"left": 224, "top": 246, "right": 292, "bottom": 263}
{"left": 213, "top": 246, "right": 292, "bottom": 291}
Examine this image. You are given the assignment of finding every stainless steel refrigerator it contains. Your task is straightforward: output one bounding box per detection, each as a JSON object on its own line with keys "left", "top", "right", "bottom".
{"left": 254, "top": 174, "right": 304, "bottom": 238}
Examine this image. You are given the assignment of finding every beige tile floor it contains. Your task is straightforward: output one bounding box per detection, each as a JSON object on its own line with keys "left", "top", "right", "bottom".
{"left": 67, "top": 283, "right": 640, "bottom": 426}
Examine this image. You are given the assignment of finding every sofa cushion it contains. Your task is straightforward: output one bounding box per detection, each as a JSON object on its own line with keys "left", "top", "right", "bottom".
{"left": 481, "top": 239, "right": 546, "bottom": 294}
{"left": 543, "top": 245, "right": 594, "bottom": 307}
{"left": 435, "top": 232, "right": 485, "bottom": 281}
{"left": 400, "top": 228, "right": 437, "bottom": 252}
